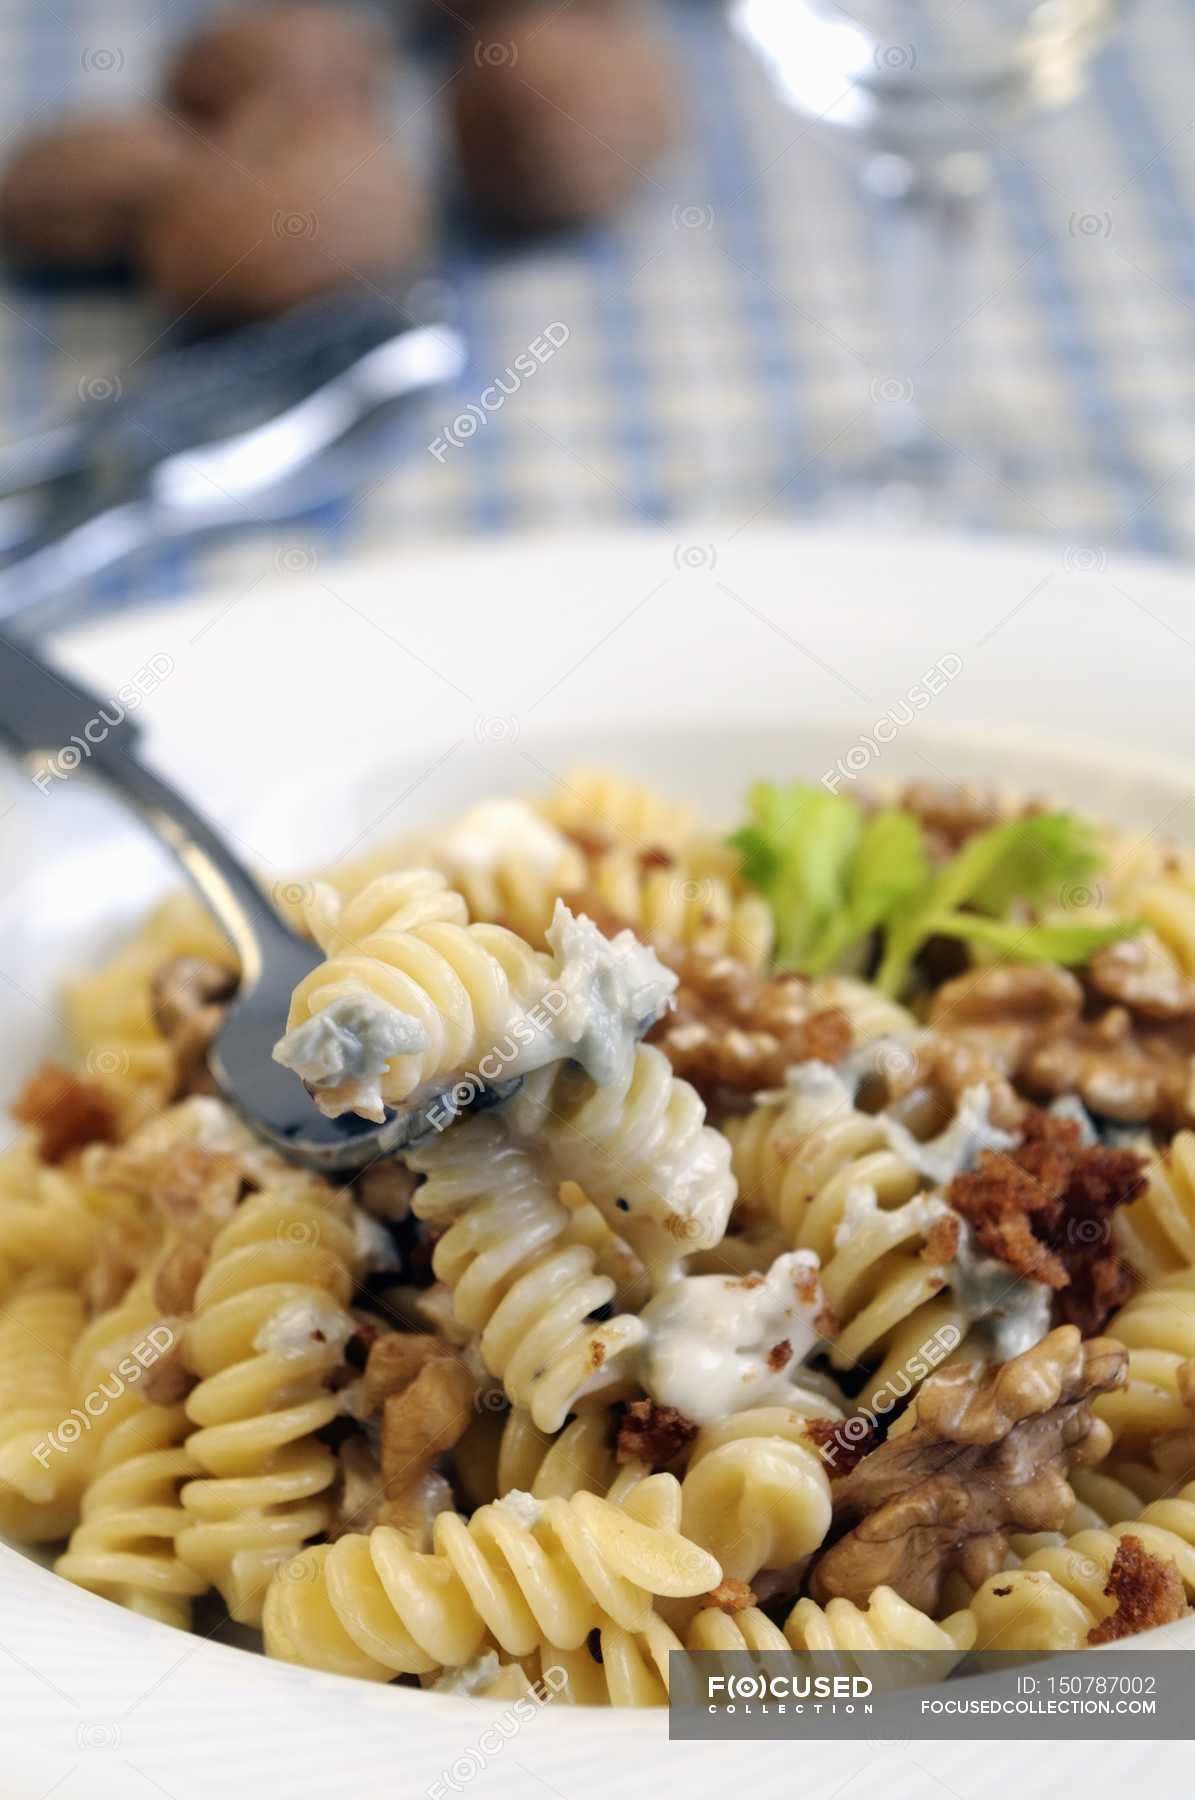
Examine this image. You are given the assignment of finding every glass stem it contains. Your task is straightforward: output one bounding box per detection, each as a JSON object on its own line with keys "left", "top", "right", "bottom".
{"left": 860, "top": 147, "right": 989, "bottom": 490}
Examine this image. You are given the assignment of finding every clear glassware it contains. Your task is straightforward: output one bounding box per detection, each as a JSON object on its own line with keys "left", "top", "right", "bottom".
{"left": 732, "top": 0, "right": 1132, "bottom": 524}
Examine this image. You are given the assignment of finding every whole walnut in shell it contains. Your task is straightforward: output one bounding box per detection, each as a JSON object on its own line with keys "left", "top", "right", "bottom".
{"left": 140, "top": 95, "right": 426, "bottom": 321}
{"left": 166, "top": 2, "right": 393, "bottom": 124}
{"left": 451, "top": 6, "right": 679, "bottom": 233}
{"left": 0, "top": 114, "right": 188, "bottom": 271}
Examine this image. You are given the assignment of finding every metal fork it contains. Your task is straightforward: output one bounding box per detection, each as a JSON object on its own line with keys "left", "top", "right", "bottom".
{"left": 0, "top": 288, "right": 465, "bottom": 629}
{"left": 0, "top": 630, "right": 449, "bottom": 1174}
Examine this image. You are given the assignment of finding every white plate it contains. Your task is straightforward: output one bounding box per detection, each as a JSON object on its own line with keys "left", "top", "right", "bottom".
{"left": 1, "top": 525, "right": 1190, "bottom": 1798}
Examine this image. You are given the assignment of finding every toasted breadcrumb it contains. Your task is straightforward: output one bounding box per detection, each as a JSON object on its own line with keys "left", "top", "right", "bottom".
{"left": 707, "top": 1578, "right": 756, "bottom": 1614}
{"left": 12, "top": 1064, "right": 118, "bottom": 1163}
{"left": 616, "top": 1398, "right": 697, "bottom": 1470}
{"left": 1087, "top": 1535, "right": 1186, "bottom": 1645}
{"left": 922, "top": 1215, "right": 962, "bottom": 1267}
{"left": 948, "top": 1108, "right": 1145, "bottom": 1333}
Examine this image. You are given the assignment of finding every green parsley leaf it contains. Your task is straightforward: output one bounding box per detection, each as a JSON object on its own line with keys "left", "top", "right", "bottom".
{"left": 876, "top": 813, "right": 1119, "bottom": 994}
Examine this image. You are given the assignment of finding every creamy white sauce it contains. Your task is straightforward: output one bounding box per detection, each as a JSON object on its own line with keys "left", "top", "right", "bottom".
{"left": 493, "top": 1489, "right": 544, "bottom": 1530}
{"left": 433, "top": 800, "right": 574, "bottom": 882}
{"left": 253, "top": 1295, "right": 353, "bottom": 1361}
{"left": 782, "top": 1059, "right": 856, "bottom": 1111}
{"left": 273, "top": 994, "right": 431, "bottom": 1121}
{"left": 879, "top": 1083, "right": 1017, "bottom": 1186}
{"left": 401, "top": 1469, "right": 457, "bottom": 1549}
{"left": 1047, "top": 1094, "right": 1098, "bottom": 1145}
{"left": 832, "top": 1182, "right": 950, "bottom": 1254}
{"left": 542, "top": 901, "right": 677, "bottom": 1087}
{"left": 838, "top": 1031, "right": 927, "bottom": 1097}
{"left": 433, "top": 1651, "right": 501, "bottom": 1697}
{"left": 353, "top": 1210, "right": 399, "bottom": 1273}
{"left": 949, "top": 1218, "right": 1053, "bottom": 1361}
{"left": 638, "top": 1251, "right": 825, "bottom": 1425}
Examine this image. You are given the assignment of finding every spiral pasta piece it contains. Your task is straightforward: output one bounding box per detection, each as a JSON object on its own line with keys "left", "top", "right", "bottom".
{"left": 1096, "top": 1269, "right": 1195, "bottom": 1448}
{"left": 670, "top": 1408, "right": 834, "bottom": 1582}
{"left": 262, "top": 1472, "right": 721, "bottom": 1681}
{"left": 537, "top": 769, "right": 698, "bottom": 855}
{"left": 1110, "top": 868, "right": 1195, "bottom": 977}
{"left": 175, "top": 1182, "right": 361, "bottom": 1624}
{"left": 580, "top": 845, "right": 774, "bottom": 971}
{"left": 0, "top": 1140, "right": 145, "bottom": 1302}
{"left": 295, "top": 801, "right": 587, "bottom": 951}
{"left": 0, "top": 1284, "right": 90, "bottom": 1542}
{"left": 278, "top": 867, "right": 565, "bottom": 1120}
{"left": 973, "top": 1489, "right": 1195, "bottom": 1650}
{"left": 55, "top": 1404, "right": 206, "bottom": 1629}
{"left": 687, "top": 1587, "right": 976, "bottom": 1662}
{"left": 557, "top": 1180, "right": 651, "bottom": 1313}
{"left": 454, "top": 1404, "right": 619, "bottom": 1513}
{"left": 547, "top": 1613, "right": 683, "bottom": 1705}
{"left": 65, "top": 892, "right": 236, "bottom": 1129}
{"left": 803, "top": 976, "right": 918, "bottom": 1046}
{"left": 408, "top": 1118, "right": 648, "bottom": 1432}
{"left": 1114, "top": 1133, "right": 1195, "bottom": 1284}
{"left": 506, "top": 1047, "right": 736, "bottom": 1282}
{"left": 726, "top": 1071, "right": 971, "bottom": 1408}
{"left": 50, "top": 1247, "right": 202, "bottom": 1611}
{"left": 1066, "top": 1462, "right": 1170, "bottom": 1532}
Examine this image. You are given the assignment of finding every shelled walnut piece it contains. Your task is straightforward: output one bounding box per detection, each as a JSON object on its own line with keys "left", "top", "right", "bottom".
{"left": 94, "top": 1097, "right": 307, "bottom": 1319}
{"left": 151, "top": 957, "right": 239, "bottom": 1099}
{"left": 851, "top": 1027, "right": 1027, "bottom": 1135}
{"left": 930, "top": 961, "right": 1195, "bottom": 1129}
{"left": 809, "top": 1327, "right": 1126, "bottom": 1615}
{"left": 645, "top": 944, "right": 850, "bottom": 1102}
{"left": 333, "top": 1332, "right": 476, "bottom": 1544}
{"left": 876, "top": 780, "right": 1036, "bottom": 861}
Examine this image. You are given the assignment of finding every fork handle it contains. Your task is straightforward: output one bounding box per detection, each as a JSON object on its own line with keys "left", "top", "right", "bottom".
{"left": 0, "top": 629, "right": 283, "bottom": 984}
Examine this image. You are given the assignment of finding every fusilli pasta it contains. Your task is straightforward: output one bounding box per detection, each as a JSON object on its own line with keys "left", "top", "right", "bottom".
{"left": 687, "top": 1586, "right": 976, "bottom": 1659}
{"left": 670, "top": 1407, "right": 833, "bottom": 1582}
{"left": 175, "top": 1179, "right": 361, "bottom": 1623}
{"left": 55, "top": 1403, "right": 206, "bottom": 1629}
{"left": 0, "top": 1140, "right": 143, "bottom": 1301}
{"left": 725, "top": 1068, "right": 973, "bottom": 1407}
{"left": 505, "top": 1047, "right": 736, "bottom": 1281}
{"left": 65, "top": 893, "right": 236, "bottom": 1129}
{"left": 0, "top": 1284, "right": 90, "bottom": 1543}
{"left": 537, "top": 768, "right": 698, "bottom": 855}
{"left": 262, "top": 1472, "right": 720, "bottom": 1681}
{"left": 407, "top": 1116, "right": 649, "bottom": 1431}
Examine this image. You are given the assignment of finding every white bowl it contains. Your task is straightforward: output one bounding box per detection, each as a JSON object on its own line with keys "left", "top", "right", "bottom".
{"left": 1, "top": 525, "right": 1190, "bottom": 1797}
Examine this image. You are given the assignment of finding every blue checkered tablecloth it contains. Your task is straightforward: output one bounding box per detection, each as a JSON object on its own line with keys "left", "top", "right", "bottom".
{"left": 4, "top": 0, "right": 1195, "bottom": 590}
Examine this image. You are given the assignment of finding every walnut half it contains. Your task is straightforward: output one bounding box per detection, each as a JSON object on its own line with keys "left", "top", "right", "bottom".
{"left": 809, "top": 1326, "right": 1126, "bottom": 1615}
